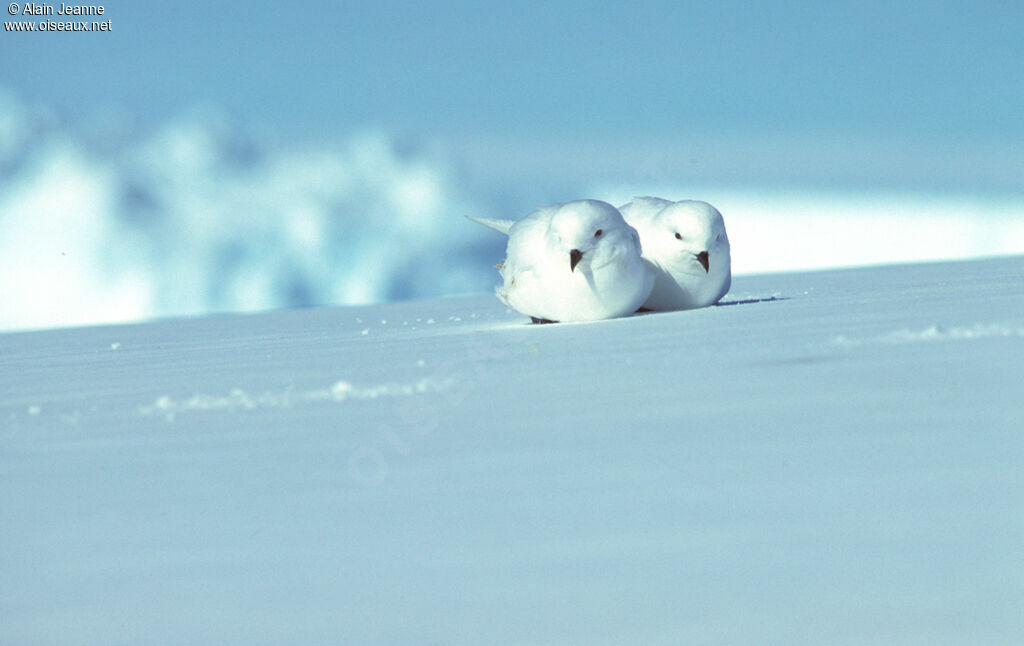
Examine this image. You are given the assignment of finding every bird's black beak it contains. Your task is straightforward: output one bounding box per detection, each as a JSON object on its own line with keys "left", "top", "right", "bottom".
{"left": 696, "top": 251, "right": 709, "bottom": 273}
{"left": 570, "top": 249, "right": 583, "bottom": 272}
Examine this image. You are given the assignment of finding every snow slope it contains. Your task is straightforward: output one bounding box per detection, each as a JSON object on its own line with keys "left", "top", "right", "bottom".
{"left": 2, "top": 256, "right": 1023, "bottom": 644}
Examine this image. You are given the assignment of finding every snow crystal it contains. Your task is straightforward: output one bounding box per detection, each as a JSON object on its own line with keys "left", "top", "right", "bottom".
{"left": 330, "top": 381, "right": 353, "bottom": 399}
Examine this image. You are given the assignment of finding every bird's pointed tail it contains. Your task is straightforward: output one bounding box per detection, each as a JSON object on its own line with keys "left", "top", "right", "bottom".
{"left": 465, "top": 215, "right": 514, "bottom": 236}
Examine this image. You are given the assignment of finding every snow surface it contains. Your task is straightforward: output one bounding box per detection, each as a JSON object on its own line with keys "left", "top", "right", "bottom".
{"left": 2, "top": 89, "right": 1024, "bottom": 332}
{"left": 2, "top": 256, "right": 1022, "bottom": 644}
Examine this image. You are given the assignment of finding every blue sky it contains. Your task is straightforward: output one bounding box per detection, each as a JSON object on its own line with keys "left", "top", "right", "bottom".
{"left": 3, "top": 1, "right": 1023, "bottom": 190}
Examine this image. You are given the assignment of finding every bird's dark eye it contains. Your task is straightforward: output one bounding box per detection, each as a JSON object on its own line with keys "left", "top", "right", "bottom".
{"left": 675, "top": 232, "right": 682, "bottom": 240}
{"left": 594, "top": 229, "right": 603, "bottom": 237}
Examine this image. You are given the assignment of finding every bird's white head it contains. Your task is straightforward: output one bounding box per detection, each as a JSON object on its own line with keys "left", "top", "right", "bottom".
{"left": 547, "top": 200, "right": 639, "bottom": 272}
{"left": 649, "top": 200, "right": 730, "bottom": 274}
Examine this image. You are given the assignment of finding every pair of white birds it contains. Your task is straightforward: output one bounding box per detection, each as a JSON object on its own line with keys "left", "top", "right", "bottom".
{"left": 468, "top": 197, "right": 731, "bottom": 323}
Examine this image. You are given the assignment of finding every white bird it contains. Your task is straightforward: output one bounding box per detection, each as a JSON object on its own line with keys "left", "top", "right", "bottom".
{"left": 618, "top": 197, "right": 731, "bottom": 310}
{"left": 468, "top": 200, "right": 654, "bottom": 323}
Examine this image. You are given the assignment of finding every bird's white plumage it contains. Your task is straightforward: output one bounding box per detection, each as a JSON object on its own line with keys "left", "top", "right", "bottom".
{"left": 468, "top": 200, "right": 653, "bottom": 322}
{"left": 619, "top": 197, "right": 731, "bottom": 310}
